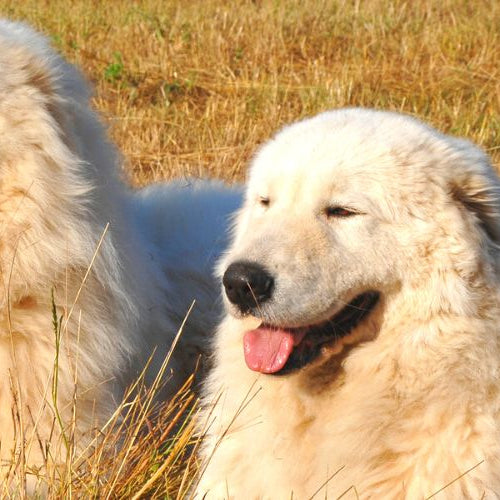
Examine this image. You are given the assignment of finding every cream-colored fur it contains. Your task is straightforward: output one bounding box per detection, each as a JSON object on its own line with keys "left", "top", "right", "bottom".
{"left": 197, "top": 109, "right": 500, "bottom": 498}
{"left": 0, "top": 19, "right": 240, "bottom": 486}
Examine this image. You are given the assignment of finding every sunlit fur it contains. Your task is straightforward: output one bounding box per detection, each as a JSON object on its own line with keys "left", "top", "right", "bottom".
{"left": 198, "top": 109, "right": 500, "bottom": 498}
{"left": 0, "top": 19, "right": 240, "bottom": 484}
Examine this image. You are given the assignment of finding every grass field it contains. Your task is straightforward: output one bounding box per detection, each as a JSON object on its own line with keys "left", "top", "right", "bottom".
{"left": 1, "top": 0, "right": 499, "bottom": 187}
{"left": 0, "top": 0, "right": 499, "bottom": 497}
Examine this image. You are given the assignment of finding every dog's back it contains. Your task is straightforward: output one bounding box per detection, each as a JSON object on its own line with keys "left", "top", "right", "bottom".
{"left": 0, "top": 19, "right": 240, "bottom": 490}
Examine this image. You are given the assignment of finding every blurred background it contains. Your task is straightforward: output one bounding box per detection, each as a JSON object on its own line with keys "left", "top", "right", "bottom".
{"left": 1, "top": 0, "right": 498, "bottom": 186}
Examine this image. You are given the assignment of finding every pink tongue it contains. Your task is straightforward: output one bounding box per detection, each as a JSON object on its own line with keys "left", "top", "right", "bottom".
{"left": 243, "top": 327, "right": 306, "bottom": 373}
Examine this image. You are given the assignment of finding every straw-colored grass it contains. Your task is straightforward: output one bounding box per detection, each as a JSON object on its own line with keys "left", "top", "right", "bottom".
{"left": 1, "top": 0, "right": 498, "bottom": 186}
{"left": 0, "top": 0, "right": 499, "bottom": 496}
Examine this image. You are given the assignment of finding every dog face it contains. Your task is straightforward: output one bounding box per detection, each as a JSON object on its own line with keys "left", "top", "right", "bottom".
{"left": 220, "top": 108, "right": 500, "bottom": 375}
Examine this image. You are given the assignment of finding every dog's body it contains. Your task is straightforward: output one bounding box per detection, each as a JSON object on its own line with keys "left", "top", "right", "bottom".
{"left": 0, "top": 19, "right": 240, "bottom": 480}
{"left": 198, "top": 109, "right": 500, "bottom": 498}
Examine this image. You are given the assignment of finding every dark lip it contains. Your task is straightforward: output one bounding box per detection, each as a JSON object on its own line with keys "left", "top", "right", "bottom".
{"left": 268, "top": 291, "right": 380, "bottom": 376}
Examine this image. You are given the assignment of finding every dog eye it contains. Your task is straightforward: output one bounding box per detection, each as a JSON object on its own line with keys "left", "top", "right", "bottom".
{"left": 324, "top": 206, "right": 356, "bottom": 218}
{"left": 258, "top": 196, "right": 270, "bottom": 207}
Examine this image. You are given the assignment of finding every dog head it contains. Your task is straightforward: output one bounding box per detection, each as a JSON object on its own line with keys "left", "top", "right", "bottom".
{"left": 220, "top": 108, "right": 500, "bottom": 375}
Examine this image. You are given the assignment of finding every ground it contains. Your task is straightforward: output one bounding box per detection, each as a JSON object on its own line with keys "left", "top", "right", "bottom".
{"left": 1, "top": 0, "right": 498, "bottom": 187}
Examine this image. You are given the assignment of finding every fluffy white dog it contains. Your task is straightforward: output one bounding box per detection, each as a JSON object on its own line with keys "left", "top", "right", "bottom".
{"left": 0, "top": 19, "right": 240, "bottom": 485}
{"left": 198, "top": 109, "right": 500, "bottom": 498}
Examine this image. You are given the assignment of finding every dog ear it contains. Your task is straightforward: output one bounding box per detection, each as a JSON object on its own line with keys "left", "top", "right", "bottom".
{"left": 449, "top": 144, "right": 500, "bottom": 245}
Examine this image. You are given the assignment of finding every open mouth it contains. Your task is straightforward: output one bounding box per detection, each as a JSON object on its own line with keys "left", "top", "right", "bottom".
{"left": 243, "top": 292, "right": 380, "bottom": 375}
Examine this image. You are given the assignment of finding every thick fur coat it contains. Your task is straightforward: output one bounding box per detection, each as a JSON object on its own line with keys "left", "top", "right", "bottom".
{"left": 0, "top": 19, "right": 240, "bottom": 483}
{"left": 197, "top": 109, "right": 500, "bottom": 498}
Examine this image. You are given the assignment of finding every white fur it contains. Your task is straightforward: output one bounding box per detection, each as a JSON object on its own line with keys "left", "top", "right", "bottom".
{"left": 198, "top": 109, "right": 500, "bottom": 498}
{"left": 0, "top": 19, "right": 241, "bottom": 484}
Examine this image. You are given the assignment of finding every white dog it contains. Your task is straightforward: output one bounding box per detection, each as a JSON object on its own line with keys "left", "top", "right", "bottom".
{"left": 197, "top": 109, "right": 500, "bottom": 498}
{"left": 0, "top": 19, "right": 240, "bottom": 485}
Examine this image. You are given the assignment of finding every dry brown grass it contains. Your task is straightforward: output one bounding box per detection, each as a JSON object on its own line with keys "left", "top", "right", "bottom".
{"left": 0, "top": 0, "right": 499, "bottom": 496}
{"left": 1, "top": 308, "right": 202, "bottom": 498}
{"left": 1, "top": 0, "right": 499, "bottom": 187}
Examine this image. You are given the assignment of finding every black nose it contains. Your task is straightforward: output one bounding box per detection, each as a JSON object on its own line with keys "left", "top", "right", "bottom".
{"left": 223, "top": 261, "right": 274, "bottom": 313}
